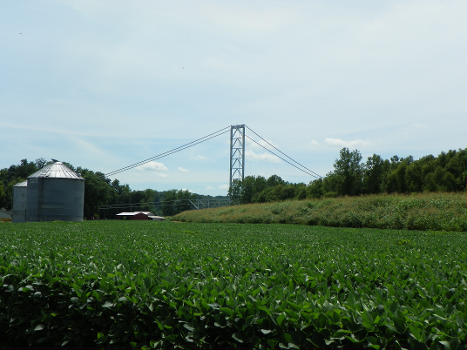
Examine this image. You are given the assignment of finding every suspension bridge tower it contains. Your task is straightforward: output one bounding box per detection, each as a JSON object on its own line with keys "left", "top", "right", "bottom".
{"left": 229, "top": 124, "right": 245, "bottom": 189}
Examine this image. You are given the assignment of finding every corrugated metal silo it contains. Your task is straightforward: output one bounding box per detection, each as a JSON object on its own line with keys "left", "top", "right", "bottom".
{"left": 12, "top": 180, "right": 27, "bottom": 223}
{"left": 26, "top": 161, "right": 85, "bottom": 222}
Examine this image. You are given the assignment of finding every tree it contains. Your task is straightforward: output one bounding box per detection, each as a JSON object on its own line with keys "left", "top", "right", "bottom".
{"left": 262, "top": 186, "right": 282, "bottom": 202}
{"left": 161, "top": 190, "right": 177, "bottom": 216}
{"left": 78, "top": 168, "right": 113, "bottom": 219}
{"left": 267, "top": 175, "right": 285, "bottom": 187}
{"left": 295, "top": 183, "right": 307, "bottom": 200}
{"left": 394, "top": 162, "right": 409, "bottom": 193}
{"left": 333, "top": 148, "right": 363, "bottom": 196}
{"left": 445, "top": 149, "right": 467, "bottom": 191}
{"left": 433, "top": 166, "right": 447, "bottom": 191}
{"left": 14, "top": 159, "right": 38, "bottom": 179}
{"left": 174, "top": 190, "right": 194, "bottom": 213}
{"left": 442, "top": 172, "right": 457, "bottom": 192}
{"left": 307, "top": 179, "right": 324, "bottom": 198}
{"left": 251, "top": 176, "right": 267, "bottom": 202}
{"left": 229, "top": 175, "right": 285, "bottom": 204}
{"left": 279, "top": 184, "right": 295, "bottom": 200}
{"left": 0, "top": 182, "right": 6, "bottom": 209}
{"left": 363, "top": 154, "right": 385, "bottom": 194}
{"left": 228, "top": 179, "right": 242, "bottom": 204}
{"left": 34, "top": 158, "right": 47, "bottom": 169}
{"left": 406, "top": 162, "right": 423, "bottom": 192}
{"left": 0, "top": 159, "right": 41, "bottom": 210}
{"left": 424, "top": 172, "right": 438, "bottom": 192}
{"left": 322, "top": 173, "right": 343, "bottom": 197}
{"left": 240, "top": 176, "right": 257, "bottom": 204}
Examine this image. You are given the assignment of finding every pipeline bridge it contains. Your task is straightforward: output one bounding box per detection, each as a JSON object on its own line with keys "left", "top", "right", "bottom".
{"left": 99, "top": 124, "right": 321, "bottom": 213}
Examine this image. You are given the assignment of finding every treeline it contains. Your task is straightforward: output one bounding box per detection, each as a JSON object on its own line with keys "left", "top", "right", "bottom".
{"left": 229, "top": 147, "right": 467, "bottom": 204}
{"left": 0, "top": 159, "right": 47, "bottom": 210}
{"left": 0, "top": 159, "right": 225, "bottom": 218}
{"left": 75, "top": 168, "right": 201, "bottom": 218}
{"left": 2, "top": 147, "right": 465, "bottom": 217}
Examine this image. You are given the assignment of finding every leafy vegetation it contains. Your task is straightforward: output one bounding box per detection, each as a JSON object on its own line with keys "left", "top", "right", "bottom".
{"left": 175, "top": 192, "right": 467, "bottom": 232}
{"left": 229, "top": 148, "right": 467, "bottom": 204}
{"left": 0, "top": 221, "right": 465, "bottom": 349}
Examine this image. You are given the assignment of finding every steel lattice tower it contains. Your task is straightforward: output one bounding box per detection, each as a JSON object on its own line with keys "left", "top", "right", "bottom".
{"left": 229, "top": 124, "right": 245, "bottom": 189}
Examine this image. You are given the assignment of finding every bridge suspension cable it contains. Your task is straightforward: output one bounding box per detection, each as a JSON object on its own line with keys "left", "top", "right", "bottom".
{"left": 245, "top": 126, "right": 321, "bottom": 179}
{"left": 245, "top": 134, "right": 320, "bottom": 179}
{"left": 105, "top": 126, "right": 230, "bottom": 176}
{"left": 104, "top": 123, "right": 321, "bottom": 180}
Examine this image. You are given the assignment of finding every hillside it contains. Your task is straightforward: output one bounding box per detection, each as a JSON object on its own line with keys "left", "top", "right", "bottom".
{"left": 173, "top": 192, "right": 467, "bottom": 232}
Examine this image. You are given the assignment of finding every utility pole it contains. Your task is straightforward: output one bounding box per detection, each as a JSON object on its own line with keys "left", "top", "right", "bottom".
{"left": 229, "top": 124, "right": 245, "bottom": 189}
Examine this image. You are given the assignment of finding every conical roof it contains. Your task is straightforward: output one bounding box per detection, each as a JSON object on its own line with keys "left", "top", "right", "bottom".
{"left": 28, "top": 161, "right": 83, "bottom": 180}
{"left": 13, "top": 180, "right": 28, "bottom": 187}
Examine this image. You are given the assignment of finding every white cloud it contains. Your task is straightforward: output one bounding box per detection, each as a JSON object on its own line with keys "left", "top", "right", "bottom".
{"left": 245, "top": 150, "right": 280, "bottom": 163}
{"left": 324, "top": 138, "right": 369, "bottom": 148}
{"left": 305, "top": 139, "right": 321, "bottom": 151}
{"left": 137, "top": 161, "right": 168, "bottom": 172}
{"left": 193, "top": 155, "right": 208, "bottom": 160}
{"left": 218, "top": 184, "right": 229, "bottom": 190}
{"left": 177, "top": 166, "right": 189, "bottom": 173}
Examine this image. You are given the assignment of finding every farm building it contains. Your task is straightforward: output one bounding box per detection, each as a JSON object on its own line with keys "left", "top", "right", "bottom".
{"left": 12, "top": 180, "right": 27, "bottom": 222}
{"left": 116, "top": 211, "right": 165, "bottom": 221}
{"left": 11, "top": 161, "right": 85, "bottom": 222}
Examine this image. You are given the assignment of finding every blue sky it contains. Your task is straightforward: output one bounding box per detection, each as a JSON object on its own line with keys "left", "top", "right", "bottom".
{"left": 1, "top": 0, "right": 465, "bottom": 195}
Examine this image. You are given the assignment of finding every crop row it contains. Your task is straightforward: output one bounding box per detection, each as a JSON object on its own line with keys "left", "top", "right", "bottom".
{"left": 0, "top": 221, "right": 465, "bottom": 349}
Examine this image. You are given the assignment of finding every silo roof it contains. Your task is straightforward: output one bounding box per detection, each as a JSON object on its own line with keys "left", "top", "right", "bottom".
{"left": 28, "top": 162, "right": 84, "bottom": 180}
{"left": 14, "top": 180, "right": 28, "bottom": 187}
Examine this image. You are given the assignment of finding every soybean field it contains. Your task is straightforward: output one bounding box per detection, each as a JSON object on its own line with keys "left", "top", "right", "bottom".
{"left": 0, "top": 221, "right": 465, "bottom": 349}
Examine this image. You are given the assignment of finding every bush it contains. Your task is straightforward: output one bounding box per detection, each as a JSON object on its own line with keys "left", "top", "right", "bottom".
{"left": 174, "top": 193, "right": 467, "bottom": 232}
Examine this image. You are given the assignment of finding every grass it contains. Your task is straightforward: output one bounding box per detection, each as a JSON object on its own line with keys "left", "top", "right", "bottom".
{"left": 173, "top": 192, "right": 467, "bottom": 231}
{"left": 0, "top": 220, "right": 465, "bottom": 349}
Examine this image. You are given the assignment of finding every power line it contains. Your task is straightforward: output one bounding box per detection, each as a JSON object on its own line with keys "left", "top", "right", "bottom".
{"left": 246, "top": 126, "right": 322, "bottom": 178}
{"left": 99, "top": 198, "right": 231, "bottom": 210}
{"left": 245, "top": 135, "right": 320, "bottom": 179}
{"left": 105, "top": 126, "right": 230, "bottom": 176}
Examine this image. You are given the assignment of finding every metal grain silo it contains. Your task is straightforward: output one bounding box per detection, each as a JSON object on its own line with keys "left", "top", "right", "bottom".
{"left": 12, "top": 180, "right": 27, "bottom": 223}
{"left": 26, "top": 161, "right": 85, "bottom": 222}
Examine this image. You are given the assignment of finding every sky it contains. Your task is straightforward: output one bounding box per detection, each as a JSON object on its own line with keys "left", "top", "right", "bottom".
{"left": 1, "top": 0, "right": 465, "bottom": 196}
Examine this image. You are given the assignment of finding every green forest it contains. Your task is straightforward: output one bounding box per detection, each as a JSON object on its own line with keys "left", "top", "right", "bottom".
{"left": 229, "top": 147, "right": 467, "bottom": 204}
{"left": 1, "top": 147, "right": 465, "bottom": 218}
